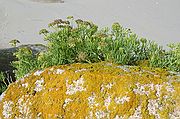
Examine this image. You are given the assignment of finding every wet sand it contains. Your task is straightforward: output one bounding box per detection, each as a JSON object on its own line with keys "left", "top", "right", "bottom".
{"left": 0, "top": 0, "right": 180, "bottom": 49}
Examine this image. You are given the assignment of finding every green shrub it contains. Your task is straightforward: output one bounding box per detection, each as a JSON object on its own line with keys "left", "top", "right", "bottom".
{"left": 12, "top": 16, "right": 180, "bottom": 79}
{"left": 149, "top": 43, "right": 180, "bottom": 72}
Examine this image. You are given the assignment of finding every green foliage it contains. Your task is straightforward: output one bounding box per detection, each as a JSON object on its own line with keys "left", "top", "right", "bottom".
{"left": 12, "top": 17, "right": 180, "bottom": 79}
{"left": 149, "top": 43, "right": 180, "bottom": 72}
{"left": 0, "top": 72, "right": 7, "bottom": 94}
{"left": 12, "top": 47, "right": 39, "bottom": 79}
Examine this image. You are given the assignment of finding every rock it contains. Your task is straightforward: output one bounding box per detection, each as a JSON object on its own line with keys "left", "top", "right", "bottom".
{"left": 0, "top": 62, "right": 179, "bottom": 119}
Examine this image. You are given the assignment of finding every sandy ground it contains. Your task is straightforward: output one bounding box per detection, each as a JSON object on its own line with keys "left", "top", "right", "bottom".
{"left": 0, "top": 0, "right": 180, "bottom": 49}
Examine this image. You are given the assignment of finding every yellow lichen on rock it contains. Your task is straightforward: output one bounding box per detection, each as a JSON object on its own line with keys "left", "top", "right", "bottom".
{"left": 0, "top": 62, "right": 179, "bottom": 119}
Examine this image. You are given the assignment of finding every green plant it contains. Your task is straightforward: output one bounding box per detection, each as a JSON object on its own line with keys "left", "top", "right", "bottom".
{"left": 149, "top": 43, "right": 180, "bottom": 72}
{"left": 0, "top": 72, "right": 7, "bottom": 94}
{"left": 12, "top": 16, "right": 180, "bottom": 79}
{"left": 12, "top": 47, "right": 40, "bottom": 79}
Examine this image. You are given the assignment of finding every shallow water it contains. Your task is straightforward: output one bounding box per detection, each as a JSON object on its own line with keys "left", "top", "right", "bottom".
{"left": 0, "top": 0, "right": 179, "bottom": 49}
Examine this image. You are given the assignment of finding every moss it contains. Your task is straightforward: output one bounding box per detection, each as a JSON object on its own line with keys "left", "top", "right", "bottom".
{"left": 0, "top": 62, "right": 179, "bottom": 119}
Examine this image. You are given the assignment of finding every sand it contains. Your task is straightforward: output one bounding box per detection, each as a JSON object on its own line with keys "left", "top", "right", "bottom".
{"left": 0, "top": 0, "right": 180, "bottom": 49}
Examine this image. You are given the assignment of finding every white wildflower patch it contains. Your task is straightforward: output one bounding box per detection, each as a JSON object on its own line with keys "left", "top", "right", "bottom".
{"left": 129, "top": 106, "right": 142, "bottom": 119}
{"left": 34, "top": 78, "right": 45, "bottom": 92}
{"left": 55, "top": 69, "right": 65, "bottom": 75}
{"left": 95, "top": 110, "right": 109, "bottom": 119}
{"left": 22, "top": 83, "right": 28, "bottom": 88}
{"left": 66, "top": 76, "right": 86, "bottom": 95}
{"left": 147, "top": 99, "right": 160, "bottom": 119}
{"left": 114, "top": 96, "right": 130, "bottom": 104}
{"left": 63, "top": 98, "right": 73, "bottom": 109}
{"left": 104, "top": 95, "right": 111, "bottom": 109}
{"left": 15, "top": 95, "right": 32, "bottom": 119}
{"left": 0, "top": 92, "right": 5, "bottom": 102}
{"left": 2, "top": 101, "right": 14, "bottom": 119}
{"left": 34, "top": 70, "right": 44, "bottom": 76}
{"left": 75, "top": 68, "right": 87, "bottom": 73}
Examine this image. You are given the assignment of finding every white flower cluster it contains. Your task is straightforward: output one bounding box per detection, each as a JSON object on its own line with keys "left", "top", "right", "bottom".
{"left": 95, "top": 110, "right": 109, "bottom": 119}
{"left": 55, "top": 69, "right": 65, "bottom": 74}
{"left": 147, "top": 99, "right": 160, "bottom": 119}
{"left": 129, "top": 106, "right": 142, "bottom": 119}
{"left": 15, "top": 95, "right": 32, "bottom": 119}
{"left": 114, "top": 96, "right": 130, "bottom": 104}
{"left": 66, "top": 76, "right": 86, "bottom": 95}
{"left": 2, "top": 101, "right": 14, "bottom": 119}
{"left": 63, "top": 98, "right": 73, "bottom": 109}
{"left": 34, "top": 78, "right": 44, "bottom": 92}
{"left": 104, "top": 95, "right": 111, "bottom": 110}
{"left": 34, "top": 70, "right": 44, "bottom": 76}
{"left": 75, "top": 68, "right": 87, "bottom": 73}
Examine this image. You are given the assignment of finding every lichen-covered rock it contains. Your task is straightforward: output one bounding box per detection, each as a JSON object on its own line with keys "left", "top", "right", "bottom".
{"left": 0, "top": 62, "right": 179, "bottom": 119}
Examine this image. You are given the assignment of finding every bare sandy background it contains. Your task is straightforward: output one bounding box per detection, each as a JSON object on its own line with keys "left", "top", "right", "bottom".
{"left": 0, "top": 0, "right": 180, "bottom": 49}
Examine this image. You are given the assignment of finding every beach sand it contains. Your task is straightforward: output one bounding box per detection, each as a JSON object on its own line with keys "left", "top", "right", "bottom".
{"left": 0, "top": 0, "right": 180, "bottom": 49}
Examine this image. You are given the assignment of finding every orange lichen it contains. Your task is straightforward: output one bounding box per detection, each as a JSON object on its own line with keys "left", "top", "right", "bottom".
{"left": 0, "top": 62, "right": 179, "bottom": 119}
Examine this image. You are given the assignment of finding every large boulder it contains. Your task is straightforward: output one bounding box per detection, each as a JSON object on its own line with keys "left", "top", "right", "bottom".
{"left": 0, "top": 62, "right": 179, "bottom": 119}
